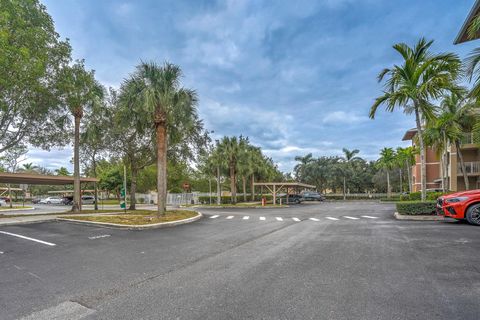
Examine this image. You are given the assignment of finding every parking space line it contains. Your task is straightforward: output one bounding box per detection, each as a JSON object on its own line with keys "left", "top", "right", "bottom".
{"left": 326, "top": 217, "right": 339, "bottom": 220}
{"left": 275, "top": 217, "right": 283, "bottom": 221}
{"left": 343, "top": 216, "right": 359, "bottom": 220}
{"left": 292, "top": 217, "right": 300, "bottom": 222}
{"left": 361, "top": 215, "right": 378, "bottom": 219}
{"left": 226, "top": 216, "right": 234, "bottom": 219}
{"left": 309, "top": 218, "right": 320, "bottom": 221}
{"left": 210, "top": 215, "right": 219, "bottom": 219}
{"left": 0, "top": 231, "right": 56, "bottom": 247}
{"left": 243, "top": 216, "right": 250, "bottom": 220}
{"left": 259, "top": 217, "right": 266, "bottom": 221}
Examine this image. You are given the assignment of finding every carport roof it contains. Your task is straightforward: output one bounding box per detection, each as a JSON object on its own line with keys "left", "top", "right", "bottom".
{"left": 253, "top": 182, "right": 316, "bottom": 189}
{"left": 0, "top": 172, "right": 98, "bottom": 185}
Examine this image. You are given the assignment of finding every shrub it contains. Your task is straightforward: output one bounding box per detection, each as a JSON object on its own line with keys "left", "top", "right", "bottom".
{"left": 197, "top": 195, "right": 273, "bottom": 205}
{"left": 396, "top": 201, "right": 437, "bottom": 215}
{"left": 400, "top": 191, "right": 447, "bottom": 201}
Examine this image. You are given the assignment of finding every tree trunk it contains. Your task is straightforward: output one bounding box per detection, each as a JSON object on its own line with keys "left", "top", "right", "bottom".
{"left": 156, "top": 121, "right": 167, "bottom": 215}
{"left": 343, "top": 176, "right": 346, "bottom": 200}
{"left": 8, "top": 184, "right": 12, "bottom": 208}
{"left": 93, "top": 157, "right": 98, "bottom": 211}
{"left": 386, "top": 170, "right": 391, "bottom": 198}
{"left": 399, "top": 168, "right": 402, "bottom": 193}
{"left": 456, "top": 141, "right": 469, "bottom": 190}
{"left": 414, "top": 105, "right": 426, "bottom": 201}
{"left": 216, "top": 166, "right": 221, "bottom": 205}
{"left": 129, "top": 165, "right": 138, "bottom": 210}
{"left": 406, "top": 160, "right": 412, "bottom": 193}
{"left": 230, "top": 164, "right": 236, "bottom": 204}
{"left": 250, "top": 175, "right": 255, "bottom": 201}
{"left": 72, "top": 114, "right": 81, "bottom": 213}
{"left": 242, "top": 176, "right": 247, "bottom": 202}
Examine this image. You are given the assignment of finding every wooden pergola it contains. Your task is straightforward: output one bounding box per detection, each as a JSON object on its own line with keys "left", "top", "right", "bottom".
{"left": 0, "top": 172, "right": 98, "bottom": 185}
{"left": 253, "top": 182, "right": 316, "bottom": 205}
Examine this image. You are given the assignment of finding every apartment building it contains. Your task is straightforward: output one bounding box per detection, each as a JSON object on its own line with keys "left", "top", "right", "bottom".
{"left": 403, "top": 129, "right": 480, "bottom": 192}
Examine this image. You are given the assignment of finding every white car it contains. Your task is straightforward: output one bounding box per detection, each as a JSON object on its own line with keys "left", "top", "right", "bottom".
{"left": 0, "top": 199, "right": 6, "bottom": 206}
{"left": 39, "top": 197, "right": 63, "bottom": 204}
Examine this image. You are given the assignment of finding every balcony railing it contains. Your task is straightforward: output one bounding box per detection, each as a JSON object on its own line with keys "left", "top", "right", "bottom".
{"left": 458, "top": 161, "right": 480, "bottom": 175}
{"left": 460, "top": 133, "right": 480, "bottom": 145}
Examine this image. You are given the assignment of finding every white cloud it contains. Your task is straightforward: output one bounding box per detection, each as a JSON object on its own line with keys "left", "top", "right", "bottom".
{"left": 322, "top": 111, "right": 368, "bottom": 124}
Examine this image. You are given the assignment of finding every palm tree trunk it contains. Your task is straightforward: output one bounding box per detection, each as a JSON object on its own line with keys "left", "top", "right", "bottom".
{"left": 72, "top": 114, "right": 81, "bottom": 213}
{"left": 216, "top": 166, "right": 221, "bottom": 205}
{"left": 93, "top": 157, "right": 98, "bottom": 211}
{"left": 406, "top": 160, "right": 412, "bottom": 193}
{"left": 343, "top": 176, "right": 346, "bottom": 200}
{"left": 414, "top": 106, "right": 427, "bottom": 201}
{"left": 129, "top": 166, "right": 137, "bottom": 210}
{"left": 242, "top": 176, "right": 247, "bottom": 202}
{"left": 250, "top": 175, "right": 255, "bottom": 201}
{"left": 230, "top": 165, "right": 236, "bottom": 204}
{"left": 387, "top": 170, "right": 391, "bottom": 198}
{"left": 456, "top": 141, "right": 469, "bottom": 190}
{"left": 156, "top": 122, "right": 167, "bottom": 215}
{"left": 399, "top": 168, "right": 402, "bottom": 193}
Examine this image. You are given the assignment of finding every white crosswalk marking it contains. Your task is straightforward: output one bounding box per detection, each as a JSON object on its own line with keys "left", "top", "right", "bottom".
{"left": 309, "top": 218, "right": 319, "bottom": 221}
{"left": 343, "top": 216, "right": 359, "bottom": 220}
{"left": 243, "top": 216, "right": 250, "bottom": 220}
{"left": 210, "top": 215, "right": 219, "bottom": 219}
{"left": 259, "top": 216, "right": 266, "bottom": 221}
{"left": 226, "top": 216, "right": 234, "bottom": 219}
{"left": 326, "top": 217, "right": 339, "bottom": 221}
{"left": 275, "top": 217, "right": 283, "bottom": 221}
{"left": 292, "top": 217, "right": 300, "bottom": 222}
{"left": 361, "top": 215, "right": 378, "bottom": 219}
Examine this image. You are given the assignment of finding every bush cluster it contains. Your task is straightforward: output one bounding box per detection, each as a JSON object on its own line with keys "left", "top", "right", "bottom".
{"left": 399, "top": 191, "right": 445, "bottom": 201}
{"left": 198, "top": 195, "right": 273, "bottom": 204}
{"left": 396, "top": 201, "right": 437, "bottom": 215}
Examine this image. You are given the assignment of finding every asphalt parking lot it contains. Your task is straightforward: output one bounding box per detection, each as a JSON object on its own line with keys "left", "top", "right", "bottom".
{"left": 0, "top": 201, "right": 479, "bottom": 320}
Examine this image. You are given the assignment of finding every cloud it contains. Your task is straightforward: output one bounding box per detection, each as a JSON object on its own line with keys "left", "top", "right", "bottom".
{"left": 322, "top": 111, "right": 368, "bottom": 124}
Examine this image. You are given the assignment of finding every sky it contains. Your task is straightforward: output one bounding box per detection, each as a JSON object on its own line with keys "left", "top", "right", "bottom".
{"left": 29, "top": 0, "right": 480, "bottom": 173}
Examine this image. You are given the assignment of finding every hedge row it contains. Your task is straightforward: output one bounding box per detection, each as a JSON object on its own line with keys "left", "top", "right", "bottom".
{"left": 198, "top": 195, "right": 273, "bottom": 204}
{"left": 399, "top": 191, "right": 445, "bottom": 201}
{"left": 396, "top": 201, "right": 437, "bottom": 215}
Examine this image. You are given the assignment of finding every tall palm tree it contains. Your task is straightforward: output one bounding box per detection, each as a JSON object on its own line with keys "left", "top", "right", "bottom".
{"left": 339, "top": 148, "right": 362, "bottom": 199}
{"left": 216, "top": 136, "right": 247, "bottom": 204}
{"left": 59, "top": 60, "right": 102, "bottom": 212}
{"left": 396, "top": 147, "right": 416, "bottom": 193}
{"left": 294, "top": 153, "right": 314, "bottom": 180}
{"left": 123, "top": 62, "right": 198, "bottom": 215}
{"left": 377, "top": 147, "right": 396, "bottom": 197}
{"left": 369, "top": 38, "right": 461, "bottom": 201}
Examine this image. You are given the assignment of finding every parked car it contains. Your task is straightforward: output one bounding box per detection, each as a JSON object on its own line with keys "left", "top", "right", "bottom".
{"left": 276, "top": 194, "right": 303, "bottom": 204}
{"left": 31, "top": 198, "right": 41, "bottom": 204}
{"left": 437, "top": 190, "right": 480, "bottom": 226}
{"left": 39, "top": 197, "right": 63, "bottom": 204}
{"left": 81, "top": 195, "right": 95, "bottom": 204}
{"left": 301, "top": 192, "right": 325, "bottom": 201}
{"left": 62, "top": 196, "right": 73, "bottom": 205}
{"left": 0, "top": 196, "right": 11, "bottom": 203}
{"left": 0, "top": 199, "right": 7, "bottom": 206}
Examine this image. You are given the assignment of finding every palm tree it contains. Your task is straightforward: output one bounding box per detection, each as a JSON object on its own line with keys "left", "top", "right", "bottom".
{"left": 123, "top": 62, "right": 198, "bottom": 215}
{"left": 377, "top": 148, "right": 396, "bottom": 197}
{"left": 339, "top": 148, "right": 362, "bottom": 199}
{"left": 19, "top": 163, "right": 38, "bottom": 173}
{"left": 294, "top": 153, "right": 314, "bottom": 180}
{"left": 396, "top": 147, "right": 416, "bottom": 193}
{"left": 59, "top": 60, "right": 102, "bottom": 212}
{"left": 216, "top": 136, "right": 247, "bottom": 204}
{"left": 369, "top": 38, "right": 461, "bottom": 201}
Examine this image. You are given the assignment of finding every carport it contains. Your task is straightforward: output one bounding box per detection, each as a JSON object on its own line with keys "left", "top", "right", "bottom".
{"left": 253, "top": 182, "right": 316, "bottom": 205}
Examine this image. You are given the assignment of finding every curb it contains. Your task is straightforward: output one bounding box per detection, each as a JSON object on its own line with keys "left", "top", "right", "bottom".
{"left": 0, "top": 207, "right": 35, "bottom": 212}
{"left": 56, "top": 212, "right": 203, "bottom": 230}
{"left": 394, "top": 212, "right": 444, "bottom": 221}
{"left": 0, "top": 217, "right": 58, "bottom": 226}
{"left": 188, "top": 205, "right": 290, "bottom": 209}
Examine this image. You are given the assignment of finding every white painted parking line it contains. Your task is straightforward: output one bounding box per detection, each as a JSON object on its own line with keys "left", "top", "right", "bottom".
{"left": 210, "top": 215, "right": 220, "bottom": 219}
{"left": 259, "top": 216, "right": 266, "bottom": 221}
{"left": 226, "top": 215, "right": 234, "bottom": 219}
{"left": 326, "top": 217, "right": 339, "bottom": 221}
{"left": 0, "top": 231, "right": 56, "bottom": 247}
{"left": 275, "top": 217, "right": 283, "bottom": 221}
{"left": 292, "top": 217, "right": 300, "bottom": 222}
{"left": 88, "top": 234, "right": 111, "bottom": 240}
{"left": 309, "top": 218, "right": 320, "bottom": 221}
{"left": 243, "top": 216, "right": 250, "bottom": 220}
{"left": 343, "top": 216, "right": 359, "bottom": 220}
{"left": 361, "top": 215, "right": 378, "bottom": 219}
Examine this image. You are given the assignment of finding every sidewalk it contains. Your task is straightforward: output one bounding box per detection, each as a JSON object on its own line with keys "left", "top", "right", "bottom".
{"left": 0, "top": 214, "right": 60, "bottom": 226}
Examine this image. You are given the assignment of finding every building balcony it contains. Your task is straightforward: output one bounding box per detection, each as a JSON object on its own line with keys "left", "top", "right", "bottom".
{"left": 458, "top": 161, "right": 480, "bottom": 175}
{"left": 460, "top": 133, "right": 480, "bottom": 149}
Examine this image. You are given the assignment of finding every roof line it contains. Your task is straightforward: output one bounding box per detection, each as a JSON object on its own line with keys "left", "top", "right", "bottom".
{"left": 454, "top": 0, "right": 480, "bottom": 44}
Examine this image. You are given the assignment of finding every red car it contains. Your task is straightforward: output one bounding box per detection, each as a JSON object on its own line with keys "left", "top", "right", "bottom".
{"left": 437, "top": 190, "right": 480, "bottom": 226}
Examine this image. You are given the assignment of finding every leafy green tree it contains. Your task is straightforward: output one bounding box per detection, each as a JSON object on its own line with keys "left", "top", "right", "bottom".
{"left": 339, "top": 148, "right": 362, "bottom": 199}
{"left": 55, "top": 167, "right": 71, "bottom": 176}
{"left": 294, "top": 153, "right": 314, "bottom": 180}
{"left": 0, "top": 0, "right": 72, "bottom": 153}
{"left": 396, "top": 147, "right": 416, "bottom": 193}
{"left": 58, "top": 60, "right": 102, "bottom": 212}
{"left": 0, "top": 144, "right": 28, "bottom": 207}
{"left": 377, "top": 148, "right": 396, "bottom": 198}
{"left": 370, "top": 38, "right": 460, "bottom": 201}
{"left": 121, "top": 62, "right": 201, "bottom": 215}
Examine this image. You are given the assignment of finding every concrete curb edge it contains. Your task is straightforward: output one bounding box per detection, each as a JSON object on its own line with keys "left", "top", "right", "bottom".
{"left": 394, "top": 211, "right": 444, "bottom": 221}
{"left": 56, "top": 212, "right": 203, "bottom": 230}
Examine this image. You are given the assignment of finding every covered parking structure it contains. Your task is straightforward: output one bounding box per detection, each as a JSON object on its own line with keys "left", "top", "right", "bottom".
{"left": 253, "top": 182, "right": 316, "bottom": 205}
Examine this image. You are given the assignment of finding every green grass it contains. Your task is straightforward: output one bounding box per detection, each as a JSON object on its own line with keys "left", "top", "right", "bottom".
{"left": 0, "top": 206, "right": 33, "bottom": 210}
{"left": 0, "top": 209, "right": 153, "bottom": 219}
{"left": 61, "top": 210, "right": 197, "bottom": 225}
